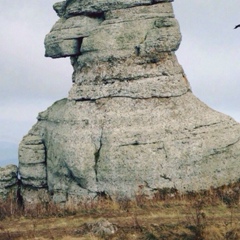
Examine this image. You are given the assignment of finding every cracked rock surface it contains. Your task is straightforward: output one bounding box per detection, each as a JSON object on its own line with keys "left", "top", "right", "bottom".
{"left": 17, "top": 0, "right": 240, "bottom": 205}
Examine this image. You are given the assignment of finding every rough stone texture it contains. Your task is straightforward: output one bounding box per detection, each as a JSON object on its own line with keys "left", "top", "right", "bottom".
{"left": 0, "top": 165, "right": 18, "bottom": 199}
{"left": 86, "top": 219, "right": 117, "bottom": 236}
{"left": 45, "top": 16, "right": 103, "bottom": 58}
{"left": 28, "top": 93, "right": 240, "bottom": 200}
{"left": 53, "top": 0, "right": 174, "bottom": 18}
{"left": 69, "top": 53, "right": 189, "bottom": 100}
{"left": 45, "top": 3, "right": 179, "bottom": 59}
{"left": 18, "top": 135, "right": 47, "bottom": 188}
{"left": 17, "top": 0, "right": 240, "bottom": 205}
{"left": 20, "top": 186, "right": 50, "bottom": 210}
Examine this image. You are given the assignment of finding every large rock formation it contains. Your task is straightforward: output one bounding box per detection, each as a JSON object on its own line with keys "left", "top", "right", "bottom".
{"left": 17, "top": 0, "right": 240, "bottom": 204}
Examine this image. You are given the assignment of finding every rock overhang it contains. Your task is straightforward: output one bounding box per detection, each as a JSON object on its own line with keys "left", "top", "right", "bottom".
{"left": 53, "top": 0, "right": 174, "bottom": 18}
{"left": 44, "top": 1, "right": 180, "bottom": 59}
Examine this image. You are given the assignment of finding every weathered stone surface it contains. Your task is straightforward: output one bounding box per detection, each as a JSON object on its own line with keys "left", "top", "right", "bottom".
{"left": 18, "top": 135, "right": 47, "bottom": 188}
{"left": 45, "top": 16, "right": 102, "bottom": 58}
{"left": 45, "top": 3, "right": 180, "bottom": 59}
{"left": 17, "top": 0, "right": 240, "bottom": 206}
{"left": 0, "top": 165, "right": 18, "bottom": 198}
{"left": 53, "top": 1, "right": 66, "bottom": 17}
{"left": 27, "top": 93, "right": 240, "bottom": 200}
{"left": 69, "top": 53, "right": 189, "bottom": 100}
{"left": 20, "top": 186, "right": 50, "bottom": 209}
{"left": 80, "top": 4, "right": 180, "bottom": 55}
{"left": 63, "top": 0, "right": 174, "bottom": 17}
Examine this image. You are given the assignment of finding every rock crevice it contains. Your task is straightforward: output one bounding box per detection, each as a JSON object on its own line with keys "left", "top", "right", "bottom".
{"left": 94, "top": 130, "right": 103, "bottom": 183}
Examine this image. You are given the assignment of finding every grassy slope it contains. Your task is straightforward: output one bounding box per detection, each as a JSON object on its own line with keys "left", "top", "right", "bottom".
{"left": 0, "top": 184, "right": 240, "bottom": 239}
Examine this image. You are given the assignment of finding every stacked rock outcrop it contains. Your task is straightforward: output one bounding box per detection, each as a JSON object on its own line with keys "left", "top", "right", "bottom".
{"left": 0, "top": 165, "right": 18, "bottom": 199}
{"left": 16, "top": 0, "right": 240, "bottom": 205}
{"left": 18, "top": 135, "right": 49, "bottom": 206}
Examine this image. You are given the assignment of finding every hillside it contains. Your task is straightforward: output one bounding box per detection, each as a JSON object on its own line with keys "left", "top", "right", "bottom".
{"left": 0, "top": 183, "right": 240, "bottom": 239}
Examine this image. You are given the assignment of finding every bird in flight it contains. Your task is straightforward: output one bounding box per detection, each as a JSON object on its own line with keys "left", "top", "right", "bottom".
{"left": 234, "top": 24, "right": 240, "bottom": 29}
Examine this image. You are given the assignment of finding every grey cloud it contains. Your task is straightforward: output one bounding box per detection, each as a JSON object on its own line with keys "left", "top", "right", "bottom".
{"left": 0, "top": 1, "right": 72, "bottom": 103}
{"left": 174, "top": 0, "right": 240, "bottom": 122}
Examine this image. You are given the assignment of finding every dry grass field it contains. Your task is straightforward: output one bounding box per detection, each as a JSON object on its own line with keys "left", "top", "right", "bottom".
{"left": 0, "top": 183, "right": 240, "bottom": 240}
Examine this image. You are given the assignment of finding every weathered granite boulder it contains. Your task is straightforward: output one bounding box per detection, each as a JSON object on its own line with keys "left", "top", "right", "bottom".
{"left": 53, "top": 0, "right": 174, "bottom": 18}
{"left": 18, "top": 0, "right": 240, "bottom": 205}
{"left": 18, "top": 134, "right": 49, "bottom": 207}
{"left": 0, "top": 165, "right": 18, "bottom": 199}
{"left": 19, "top": 135, "right": 47, "bottom": 188}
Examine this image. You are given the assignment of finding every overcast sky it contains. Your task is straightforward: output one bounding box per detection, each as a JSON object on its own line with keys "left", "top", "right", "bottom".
{"left": 0, "top": 1, "right": 240, "bottom": 167}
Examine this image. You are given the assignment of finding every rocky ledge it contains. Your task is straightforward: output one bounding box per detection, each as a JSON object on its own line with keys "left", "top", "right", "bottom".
{"left": 3, "top": 0, "right": 239, "bottom": 206}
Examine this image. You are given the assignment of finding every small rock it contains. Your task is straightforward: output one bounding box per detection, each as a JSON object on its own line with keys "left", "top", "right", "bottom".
{"left": 87, "top": 219, "right": 117, "bottom": 236}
